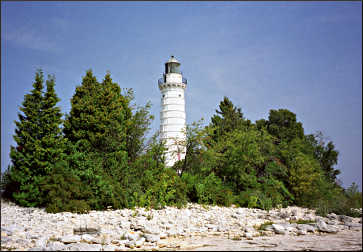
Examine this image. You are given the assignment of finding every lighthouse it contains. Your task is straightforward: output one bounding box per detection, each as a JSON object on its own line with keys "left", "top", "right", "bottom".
{"left": 158, "top": 56, "right": 187, "bottom": 167}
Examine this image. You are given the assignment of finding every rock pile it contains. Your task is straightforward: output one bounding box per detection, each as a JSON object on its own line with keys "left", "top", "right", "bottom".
{"left": 1, "top": 199, "right": 361, "bottom": 251}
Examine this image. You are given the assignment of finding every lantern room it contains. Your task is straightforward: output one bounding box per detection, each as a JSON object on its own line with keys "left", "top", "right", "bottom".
{"left": 165, "top": 55, "right": 181, "bottom": 74}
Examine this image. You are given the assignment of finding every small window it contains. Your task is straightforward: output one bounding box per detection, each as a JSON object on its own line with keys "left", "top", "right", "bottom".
{"left": 178, "top": 94, "right": 182, "bottom": 97}
{"left": 162, "top": 94, "right": 165, "bottom": 98}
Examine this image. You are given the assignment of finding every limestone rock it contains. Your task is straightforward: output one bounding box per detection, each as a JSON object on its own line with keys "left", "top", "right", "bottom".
{"left": 125, "top": 240, "right": 136, "bottom": 248}
{"left": 81, "top": 234, "right": 96, "bottom": 243}
{"left": 135, "top": 237, "right": 145, "bottom": 247}
{"left": 339, "top": 215, "right": 354, "bottom": 223}
{"left": 345, "top": 222, "right": 362, "bottom": 230}
{"left": 66, "top": 242, "right": 102, "bottom": 251}
{"left": 159, "top": 232, "right": 168, "bottom": 239}
{"left": 316, "top": 220, "right": 338, "bottom": 233}
{"left": 102, "top": 244, "right": 119, "bottom": 251}
{"left": 124, "top": 231, "right": 140, "bottom": 241}
{"left": 143, "top": 224, "right": 160, "bottom": 235}
{"left": 297, "top": 229, "right": 307, "bottom": 235}
{"left": 244, "top": 232, "right": 253, "bottom": 240}
{"left": 27, "top": 247, "right": 46, "bottom": 251}
{"left": 262, "top": 225, "right": 274, "bottom": 232}
{"left": 1, "top": 227, "right": 13, "bottom": 236}
{"left": 327, "top": 213, "right": 338, "bottom": 220}
{"left": 14, "top": 238, "right": 33, "bottom": 248}
{"left": 297, "top": 224, "right": 316, "bottom": 233}
{"left": 35, "top": 237, "right": 48, "bottom": 248}
{"left": 46, "top": 241, "right": 67, "bottom": 251}
{"left": 73, "top": 226, "right": 100, "bottom": 235}
{"left": 60, "top": 235, "right": 81, "bottom": 244}
{"left": 272, "top": 224, "right": 286, "bottom": 235}
{"left": 1, "top": 199, "right": 361, "bottom": 251}
{"left": 144, "top": 234, "right": 160, "bottom": 243}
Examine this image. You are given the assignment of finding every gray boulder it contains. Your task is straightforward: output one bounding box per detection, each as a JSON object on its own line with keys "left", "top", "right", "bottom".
{"left": 46, "top": 241, "right": 67, "bottom": 251}
{"left": 35, "top": 237, "right": 48, "bottom": 248}
{"left": 80, "top": 234, "right": 96, "bottom": 243}
{"left": 272, "top": 224, "right": 286, "bottom": 234}
{"left": 1, "top": 227, "right": 13, "bottom": 236}
{"left": 327, "top": 213, "right": 338, "bottom": 220}
{"left": 345, "top": 222, "right": 362, "bottom": 230}
{"left": 73, "top": 226, "right": 100, "bottom": 235}
{"left": 102, "top": 244, "right": 119, "bottom": 251}
{"left": 297, "top": 224, "right": 316, "bottom": 233}
{"left": 66, "top": 242, "right": 102, "bottom": 251}
{"left": 60, "top": 235, "right": 81, "bottom": 244}
{"left": 316, "top": 219, "right": 338, "bottom": 233}
{"left": 28, "top": 247, "right": 46, "bottom": 251}
{"left": 244, "top": 232, "right": 253, "bottom": 240}
{"left": 144, "top": 234, "right": 160, "bottom": 243}
{"left": 124, "top": 231, "right": 140, "bottom": 241}
{"left": 339, "top": 215, "right": 354, "bottom": 223}
{"left": 262, "top": 225, "right": 274, "bottom": 232}
{"left": 297, "top": 229, "right": 307, "bottom": 235}
{"left": 143, "top": 224, "right": 160, "bottom": 235}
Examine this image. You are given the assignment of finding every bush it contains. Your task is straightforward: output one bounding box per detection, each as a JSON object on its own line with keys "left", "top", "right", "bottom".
{"left": 315, "top": 183, "right": 362, "bottom": 218}
{"left": 131, "top": 166, "right": 188, "bottom": 209}
{"left": 194, "top": 172, "right": 234, "bottom": 206}
{"left": 41, "top": 160, "right": 92, "bottom": 213}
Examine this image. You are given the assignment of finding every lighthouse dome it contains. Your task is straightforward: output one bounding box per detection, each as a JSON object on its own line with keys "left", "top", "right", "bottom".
{"left": 167, "top": 55, "right": 180, "bottom": 64}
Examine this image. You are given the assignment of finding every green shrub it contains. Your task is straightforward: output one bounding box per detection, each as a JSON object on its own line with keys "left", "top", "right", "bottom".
{"left": 41, "top": 160, "right": 92, "bottom": 213}
{"left": 195, "top": 172, "right": 230, "bottom": 206}
{"left": 257, "top": 221, "right": 274, "bottom": 231}
{"left": 181, "top": 172, "right": 199, "bottom": 202}
{"left": 257, "top": 193, "right": 273, "bottom": 211}
{"left": 289, "top": 219, "right": 315, "bottom": 224}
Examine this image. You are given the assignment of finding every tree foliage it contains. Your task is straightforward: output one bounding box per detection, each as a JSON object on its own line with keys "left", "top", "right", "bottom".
{"left": 3, "top": 71, "right": 360, "bottom": 217}
{"left": 3, "top": 70, "right": 64, "bottom": 207}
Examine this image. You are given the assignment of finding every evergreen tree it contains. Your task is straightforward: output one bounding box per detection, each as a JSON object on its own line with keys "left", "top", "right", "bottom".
{"left": 39, "top": 75, "right": 66, "bottom": 174}
{"left": 63, "top": 70, "right": 101, "bottom": 151}
{"left": 208, "top": 97, "right": 248, "bottom": 144}
{"left": 62, "top": 70, "right": 132, "bottom": 210}
{"left": 4, "top": 70, "right": 64, "bottom": 206}
{"left": 64, "top": 70, "right": 131, "bottom": 156}
{"left": 267, "top": 109, "right": 304, "bottom": 144}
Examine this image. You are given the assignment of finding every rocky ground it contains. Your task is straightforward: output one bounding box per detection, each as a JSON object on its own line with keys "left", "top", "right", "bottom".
{"left": 1, "top": 199, "right": 362, "bottom": 251}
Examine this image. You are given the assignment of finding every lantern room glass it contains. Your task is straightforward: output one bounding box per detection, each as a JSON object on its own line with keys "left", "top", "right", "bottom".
{"left": 165, "top": 62, "right": 180, "bottom": 74}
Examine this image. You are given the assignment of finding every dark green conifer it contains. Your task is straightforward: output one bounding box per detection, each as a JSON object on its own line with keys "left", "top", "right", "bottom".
{"left": 4, "top": 70, "right": 64, "bottom": 207}
{"left": 64, "top": 70, "right": 131, "bottom": 155}
{"left": 208, "top": 96, "right": 247, "bottom": 144}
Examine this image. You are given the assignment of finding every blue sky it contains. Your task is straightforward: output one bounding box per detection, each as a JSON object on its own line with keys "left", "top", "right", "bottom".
{"left": 1, "top": 1, "right": 362, "bottom": 189}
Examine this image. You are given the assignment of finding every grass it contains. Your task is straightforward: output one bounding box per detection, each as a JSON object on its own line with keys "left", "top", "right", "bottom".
{"left": 120, "top": 234, "right": 126, "bottom": 240}
{"left": 289, "top": 219, "right": 315, "bottom": 224}
{"left": 132, "top": 210, "right": 138, "bottom": 217}
{"left": 255, "top": 221, "right": 274, "bottom": 231}
{"left": 231, "top": 235, "right": 242, "bottom": 240}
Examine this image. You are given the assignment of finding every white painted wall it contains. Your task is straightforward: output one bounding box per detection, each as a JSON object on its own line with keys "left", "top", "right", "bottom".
{"left": 159, "top": 70, "right": 186, "bottom": 167}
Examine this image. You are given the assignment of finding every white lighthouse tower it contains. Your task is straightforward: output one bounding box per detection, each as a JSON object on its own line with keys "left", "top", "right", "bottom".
{"left": 158, "top": 56, "right": 187, "bottom": 167}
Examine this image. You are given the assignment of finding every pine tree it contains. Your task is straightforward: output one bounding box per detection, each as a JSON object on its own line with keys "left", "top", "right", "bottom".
{"left": 62, "top": 70, "right": 134, "bottom": 210}
{"left": 64, "top": 70, "right": 131, "bottom": 155}
{"left": 63, "top": 70, "right": 100, "bottom": 150}
{"left": 208, "top": 96, "right": 248, "bottom": 144}
{"left": 4, "top": 70, "right": 64, "bottom": 207}
{"left": 266, "top": 109, "right": 304, "bottom": 144}
{"left": 39, "top": 75, "right": 66, "bottom": 174}
{"left": 63, "top": 70, "right": 132, "bottom": 176}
